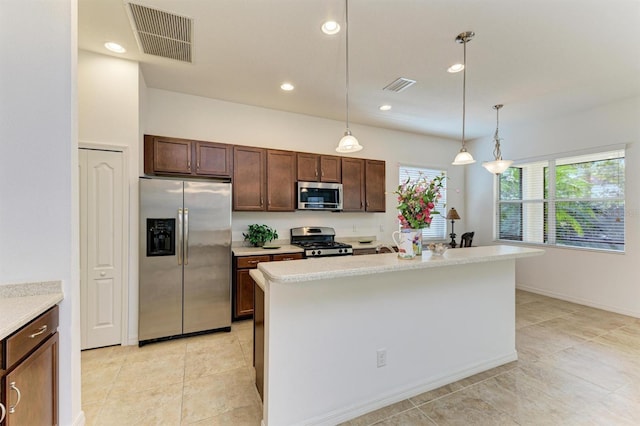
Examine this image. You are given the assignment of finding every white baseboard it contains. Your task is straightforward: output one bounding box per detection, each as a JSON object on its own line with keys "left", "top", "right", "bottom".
{"left": 516, "top": 285, "right": 640, "bottom": 318}
{"left": 299, "top": 352, "right": 517, "bottom": 426}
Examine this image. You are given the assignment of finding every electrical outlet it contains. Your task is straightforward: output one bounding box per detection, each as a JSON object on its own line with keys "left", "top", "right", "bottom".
{"left": 353, "top": 224, "right": 357, "bottom": 232}
{"left": 376, "top": 348, "right": 387, "bottom": 368}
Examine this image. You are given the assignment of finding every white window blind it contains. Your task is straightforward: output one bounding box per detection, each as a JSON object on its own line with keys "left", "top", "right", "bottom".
{"left": 398, "top": 165, "right": 447, "bottom": 240}
{"left": 497, "top": 149, "right": 625, "bottom": 252}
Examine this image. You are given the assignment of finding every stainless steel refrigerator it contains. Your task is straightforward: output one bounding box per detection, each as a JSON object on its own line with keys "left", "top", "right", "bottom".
{"left": 139, "top": 177, "right": 231, "bottom": 345}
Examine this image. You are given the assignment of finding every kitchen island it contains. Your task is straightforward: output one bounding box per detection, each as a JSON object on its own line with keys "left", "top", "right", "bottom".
{"left": 250, "top": 245, "right": 544, "bottom": 426}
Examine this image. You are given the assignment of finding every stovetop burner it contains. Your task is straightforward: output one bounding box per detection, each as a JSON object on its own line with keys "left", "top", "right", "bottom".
{"left": 290, "top": 227, "right": 353, "bottom": 257}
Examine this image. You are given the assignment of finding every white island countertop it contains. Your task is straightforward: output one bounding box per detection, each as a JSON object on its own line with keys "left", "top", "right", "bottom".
{"left": 256, "top": 244, "right": 544, "bottom": 284}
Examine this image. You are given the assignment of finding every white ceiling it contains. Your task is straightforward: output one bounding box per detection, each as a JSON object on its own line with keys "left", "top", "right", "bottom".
{"left": 78, "top": 0, "right": 640, "bottom": 142}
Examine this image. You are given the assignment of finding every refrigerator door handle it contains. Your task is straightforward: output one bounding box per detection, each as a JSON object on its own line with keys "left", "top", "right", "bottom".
{"left": 184, "top": 208, "right": 189, "bottom": 265}
{"left": 177, "top": 208, "right": 183, "bottom": 265}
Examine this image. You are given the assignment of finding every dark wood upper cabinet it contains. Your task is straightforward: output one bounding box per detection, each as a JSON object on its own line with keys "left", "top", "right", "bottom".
{"left": 320, "top": 155, "right": 342, "bottom": 182}
{"left": 342, "top": 158, "right": 386, "bottom": 212}
{"left": 233, "top": 147, "right": 296, "bottom": 212}
{"left": 195, "top": 141, "right": 233, "bottom": 177}
{"left": 233, "top": 146, "right": 266, "bottom": 211}
{"left": 144, "top": 135, "right": 232, "bottom": 178}
{"left": 267, "top": 150, "right": 296, "bottom": 211}
{"left": 296, "top": 153, "right": 341, "bottom": 183}
{"left": 145, "top": 135, "right": 192, "bottom": 175}
{"left": 341, "top": 158, "right": 366, "bottom": 212}
{"left": 296, "top": 153, "right": 319, "bottom": 182}
{"left": 143, "top": 134, "right": 384, "bottom": 214}
{"left": 365, "top": 159, "right": 386, "bottom": 212}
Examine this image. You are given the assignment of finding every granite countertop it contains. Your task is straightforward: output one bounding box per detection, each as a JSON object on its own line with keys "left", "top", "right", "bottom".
{"left": 232, "top": 244, "right": 304, "bottom": 257}
{"left": 0, "top": 281, "right": 64, "bottom": 340}
{"left": 254, "top": 245, "right": 544, "bottom": 284}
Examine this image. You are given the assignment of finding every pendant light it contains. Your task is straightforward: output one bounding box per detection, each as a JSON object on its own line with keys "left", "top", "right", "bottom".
{"left": 336, "top": 0, "right": 363, "bottom": 153}
{"left": 482, "top": 104, "right": 513, "bottom": 174}
{"left": 452, "top": 31, "right": 475, "bottom": 165}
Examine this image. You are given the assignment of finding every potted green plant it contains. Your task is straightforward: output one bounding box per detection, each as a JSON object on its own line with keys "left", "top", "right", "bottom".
{"left": 243, "top": 224, "right": 278, "bottom": 247}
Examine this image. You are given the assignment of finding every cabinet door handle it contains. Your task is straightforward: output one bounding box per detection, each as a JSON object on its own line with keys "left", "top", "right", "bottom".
{"left": 366, "top": 201, "right": 370, "bottom": 208}
{"left": 9, "top": 382, "right": 21, "bottom": 414}
{"left": 1, "top": 401, "right": 6, "bottom": 423}
{"left": 248, "top": 260, "right": 260, "bottom": 264}
{"left": 196, "top": 162, "right": 200, "bottom": 170}
{"left": 315, "top": 169, "right": 318, "bottom": 177}
{"left": 260, "top": 197, "right": 264, "bottom": 206}
{"left": 187, "top": 161, "right": 191, "bottom": 170}
{"left": 28, "top": 324, "right": 48, "bottom": 338}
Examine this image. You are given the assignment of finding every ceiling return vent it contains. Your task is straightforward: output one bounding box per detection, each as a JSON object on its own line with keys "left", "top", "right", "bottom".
{"left": 383, "top": 77, "right": 417, "bottom": 93}
{"left": 128, "top": 3, "right": 193, "bottom": 63}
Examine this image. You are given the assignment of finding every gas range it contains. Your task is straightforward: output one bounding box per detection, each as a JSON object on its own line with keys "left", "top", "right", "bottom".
{"left": 290, "top": 227, "right": 353, "bottom": 258}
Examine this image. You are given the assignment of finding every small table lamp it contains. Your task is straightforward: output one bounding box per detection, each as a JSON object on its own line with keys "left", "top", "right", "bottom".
{"left": 446, "top": 207, "right": 461, "bottom": 248}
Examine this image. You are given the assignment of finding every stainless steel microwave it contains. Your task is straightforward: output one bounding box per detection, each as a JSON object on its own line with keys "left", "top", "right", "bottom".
{"left": 297, "top": 181, "right": 343, "bottom": 211}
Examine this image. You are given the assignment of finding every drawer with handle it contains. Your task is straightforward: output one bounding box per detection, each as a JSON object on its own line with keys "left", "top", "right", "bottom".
{"left": 236, "top": 255, "right": 271, "bottom": 269}
{"left": 4, "top": 305, "right": 58, "bottom": 369}
{"left": 272, "top": 253, "right": 304, "bottom": 262}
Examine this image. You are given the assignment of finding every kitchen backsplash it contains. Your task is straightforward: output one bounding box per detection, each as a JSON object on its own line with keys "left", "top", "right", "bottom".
{"left": 232, "top": 211, "right": 391, "bottom": 243}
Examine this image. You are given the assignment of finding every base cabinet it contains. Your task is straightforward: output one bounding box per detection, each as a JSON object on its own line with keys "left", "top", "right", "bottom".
{"left": 253, "top": 283, "right": 265, "bottom": 400}
{"left": 1, "top": 306, "right": 59, "bottom": 426}
{"left": 232, "top": 253, "right": 304, "bottom": 320}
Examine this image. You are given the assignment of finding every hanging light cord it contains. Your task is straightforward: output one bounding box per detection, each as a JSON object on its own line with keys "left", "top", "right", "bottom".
{"left": 461, "top": 36, "right": 467, "bottom": 150}
{"left": 344, "top": 0, "right": 351, "bottom": 132}
{"left": 493, "top": 106, "right": 503, "bottom": 160}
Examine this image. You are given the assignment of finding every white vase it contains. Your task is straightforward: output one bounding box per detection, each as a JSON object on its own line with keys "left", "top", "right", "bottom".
{"left": 392, "top": 228, "right": 422, "bottom": 259}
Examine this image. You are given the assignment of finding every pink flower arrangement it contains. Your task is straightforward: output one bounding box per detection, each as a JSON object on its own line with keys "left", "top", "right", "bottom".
{"left": 395, "top": 174, "right": 446, "bottom": 229}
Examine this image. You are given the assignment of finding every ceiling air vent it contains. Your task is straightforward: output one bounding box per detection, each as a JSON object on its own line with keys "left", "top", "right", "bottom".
{"left": 383, "top": 77, "right": 416, "bottom": 93}
{"left": 128, "top": 3, "right": 193, "bottom": 63}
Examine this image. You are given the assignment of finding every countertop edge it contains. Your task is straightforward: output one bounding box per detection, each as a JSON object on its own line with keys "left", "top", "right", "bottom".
{"left": 258, "top": 245, "right": 545, "bottom": 284}
{"left": 232, "top": 244, "right": 304, "bottom": 256}
{"left": 0, "top": 281, "right": 64, "bottom": 340}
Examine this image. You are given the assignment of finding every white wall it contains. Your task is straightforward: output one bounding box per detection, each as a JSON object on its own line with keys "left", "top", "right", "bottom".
{"left": 467, "top": 96, "right": 640, "bottom": 316}
{"left": 78, "top": 50, "right": 141, "bottom": 344}
{"left": 145, "top": 88, "right": 469, "bottom": 243}
{"left": 0, "top": 0, "right": 81, "bottom": 425}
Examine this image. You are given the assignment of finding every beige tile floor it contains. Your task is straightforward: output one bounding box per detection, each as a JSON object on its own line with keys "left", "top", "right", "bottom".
{"left": 82, "top": 290, "right": 640, "bottom": 425}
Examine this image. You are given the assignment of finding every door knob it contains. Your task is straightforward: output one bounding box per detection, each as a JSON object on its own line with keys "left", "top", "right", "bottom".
{"left": 100, "top": 271, "right": 106, "bottom": 277}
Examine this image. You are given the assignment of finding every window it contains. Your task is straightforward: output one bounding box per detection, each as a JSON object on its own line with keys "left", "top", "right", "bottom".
{"left": 497, "top": 149, "right": 625, "bottom": 252}
{"left": 398, "top": 165, "right": 447, "bottom": 240}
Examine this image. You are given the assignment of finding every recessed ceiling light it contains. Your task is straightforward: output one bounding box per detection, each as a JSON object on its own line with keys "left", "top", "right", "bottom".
{"left": 447, "top": 63, "right": 464, "bottom": 73}
{"left": 104, "top": 42, "right": 126, "bottom": 53}
{"left": 280, "top": 82, "right": 295, "bottom": 91}
{"left": 321, "top": 21, "right": 340, "bottom": 35}
{"left": 379, "top": 105, "right": 392, "bottom": 111}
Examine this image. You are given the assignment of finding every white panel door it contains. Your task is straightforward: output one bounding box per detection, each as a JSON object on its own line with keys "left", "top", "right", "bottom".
{"left": 80, "top": 148, "right": 124, "bottom": 349}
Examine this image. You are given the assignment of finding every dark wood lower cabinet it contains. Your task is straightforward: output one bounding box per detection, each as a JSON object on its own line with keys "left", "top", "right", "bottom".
{"left": 235, "top": 270, "right": 257, "bottom": 319}
{"left": 232, "top": 253, "right": 303, "bottom": 320}
{"left": 1, "top": 306, "right": 59, "bottom": 426}
{"left": 3, "top": 333, "right": 58, "bottom": 426}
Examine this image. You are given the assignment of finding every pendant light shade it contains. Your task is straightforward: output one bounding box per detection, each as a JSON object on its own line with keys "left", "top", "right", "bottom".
{"left": 482, "top": 104, "right": 513, "bottom": 174}
{"left": 337, "top": 130, "right": 362, "bottom": 153}
{"left": 452, "top": 31, "right": 475, "bottom": 165}
{"left": 453, "top": 150, "right": 475, "bottom": 165}
{"left": 336, "top": 0, "right": 363, "bottom": 153}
